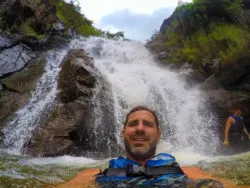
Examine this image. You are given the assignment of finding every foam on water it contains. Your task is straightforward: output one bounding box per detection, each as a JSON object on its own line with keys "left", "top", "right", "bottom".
{"left": 26, "top": 155, "right": 99, "bottom": 167}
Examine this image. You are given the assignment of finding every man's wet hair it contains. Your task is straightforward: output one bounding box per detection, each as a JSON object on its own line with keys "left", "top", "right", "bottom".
{"left": 124, "top": 105, "right": 159, "bottom": 130}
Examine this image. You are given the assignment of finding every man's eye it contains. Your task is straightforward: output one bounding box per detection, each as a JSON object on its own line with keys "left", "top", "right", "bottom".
{"left": 127, "top": 120, "right": 138, "bottom": 127}
{"left": 143, "top": 120, "right": 154, "bottom": 127}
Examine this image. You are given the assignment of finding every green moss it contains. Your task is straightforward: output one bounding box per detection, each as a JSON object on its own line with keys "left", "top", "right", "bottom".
{"left": 203, "top": 152, "right": 250, "bottom": 185}
{"left": 21, "top": 20, "right": 45, "bottom": 39}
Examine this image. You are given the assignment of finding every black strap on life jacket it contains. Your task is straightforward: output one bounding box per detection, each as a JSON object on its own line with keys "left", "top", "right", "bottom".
{"left": 99, "top": 162, "right": 185, "bottom": 177}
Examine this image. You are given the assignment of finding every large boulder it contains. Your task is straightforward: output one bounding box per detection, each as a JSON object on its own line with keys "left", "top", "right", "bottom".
{"left": 24, "top": 49, "right": 117, "bottom": 157}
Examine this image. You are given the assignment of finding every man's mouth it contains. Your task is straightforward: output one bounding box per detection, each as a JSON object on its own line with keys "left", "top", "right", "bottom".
{"left": 131, "top": 137, "right": 148, "bottom": 142}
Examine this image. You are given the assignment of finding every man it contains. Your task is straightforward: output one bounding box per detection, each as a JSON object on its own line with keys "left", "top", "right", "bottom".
{"left": 55, "top": 106, "right": 223, "bottom": 188}
{"left": 95, "top": 106, "right": 188, "bottom": 187}
{"left": 223, "top": 106, "right": 250, "bottom": 147}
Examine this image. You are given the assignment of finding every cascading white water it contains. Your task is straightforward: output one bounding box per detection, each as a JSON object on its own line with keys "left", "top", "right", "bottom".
{"left": 3, "top": 48, "right": 68, "bottom": 153}
{"left": 3, "top": 36, "right": 219, "bottom": 160}
{"left": 71, "top": 37, "right": 220, "bottom": 158}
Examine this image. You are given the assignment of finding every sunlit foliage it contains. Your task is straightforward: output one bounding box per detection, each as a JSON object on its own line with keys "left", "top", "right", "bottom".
{"left": 155, "top": 0, "right": 250, "bottom": 66}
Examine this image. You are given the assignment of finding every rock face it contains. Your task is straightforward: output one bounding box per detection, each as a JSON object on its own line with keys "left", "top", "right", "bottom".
{"left": 1, "top": 0, "right": 57, "bottom": 32}
{"left": 24, "top": 49, "right": 117, "bottom": 157}
{"left": 216, "top": 56, "right": 250, "bottom": 91}
{"left": 0, "top": 31, "right": 47, "bottom": 135}
{"left": 0, "top": 58, "right": 46, "bottom": 136}
{"left": 0, "top": 44, "right": 35, "bottom": 76}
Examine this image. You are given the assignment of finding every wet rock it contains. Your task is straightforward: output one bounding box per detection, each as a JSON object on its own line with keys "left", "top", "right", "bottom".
{"left": 57, "top": 49, "right": 96, "bottom": 102}
{"left": 0, "top": 34, "right": 19, "bottom": 50}
{"left": 200, "top": 74, "right": 223, "bottom": 90}
{"left": 158, "top": 51, "right": 169, "bottom": 60}
{"left": 217, "top": 56, "right": 250, "bottom": 90}
{"left": 0, "top": 44, "right": 35, "bottom": 76}
{"left": 24, "top": 49, "right": 117, "bottom": 157}
{"left": 0, "top": 91, "right": 29, "bottom": 130}
{"left": 0, "top": 58, "right": 46, "bottom": 134}
{"left": 1, "top": 58, "right": 46, "bottom": 92}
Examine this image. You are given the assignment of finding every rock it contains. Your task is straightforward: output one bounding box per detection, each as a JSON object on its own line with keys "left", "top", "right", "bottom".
{"left": 236, "top": 75, "right": 250, "bottom": 91}
{"left": 217, "top": 56, "right": 250, "bottom": 90}
{"left": 0, "top": 33, "right": 19, "bottom": 50}
{"left": 20, "top": 35, "right": 50, "bottom": 48}
{"left": 0, "top": 91, "right": 29, "bottom": 130}
{"left": 0, "top": 44, "right": 35, "bottom": 76}
{"left": 244, "top": 10, "right": 250, "bottom": 24}
{"left": 0, "top": 58, "right": 46, "bottom": 135}
{"left": 158, "top": 51, "right": 169, "bottom": 60}
{"left": 2, "top": 0, "right": 57, "bottom": 25}
{"left": 24, "top": 49, "right": 117, "bottom": 157}
{"left": 200, "top": 74, "right": 223, "bottom": 90}
{"left": 1, "top": 58, "right": 46, "bottom": 92}
{"left": 58, "top": 49, "right": 96, "bottom": 102}
{"left": 0, "top": 83, "right": 2, "bottom": 91}
{"left": 0, "top": 0, "right": 57, "bottom": 45}
{"left": 178, "top": 65, "right": 207, "bottom": 89}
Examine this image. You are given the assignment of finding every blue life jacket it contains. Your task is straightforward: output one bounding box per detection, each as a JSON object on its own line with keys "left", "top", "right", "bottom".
{"left": 231, "top": 115, "right": 243, "bottom": 127}
{"left": 96, "top": 153, "right": 187, "bottom": 186}
{"left": 230, "top": 115, "right": 245, "bottom": 136}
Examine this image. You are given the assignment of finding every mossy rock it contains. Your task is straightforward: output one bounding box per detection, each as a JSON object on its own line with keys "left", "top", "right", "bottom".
{"left": 1, "top": 58, "right": 46, "bottom": 93}
{"left": 203, "top": 152, "right": 250, "bottom": 185}
{"left": 0, "top": 176, "right": 46, "bottom": 188}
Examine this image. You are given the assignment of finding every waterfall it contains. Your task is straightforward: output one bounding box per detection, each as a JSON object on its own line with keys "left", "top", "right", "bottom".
{"left": 3, "top": 48, "right": 69, "bottom": 153}
{"left": 3, "top": 36, "right": 219, "bottom": 156}
{"left": 71, "top": 37, "right": 219, "bottom": 155}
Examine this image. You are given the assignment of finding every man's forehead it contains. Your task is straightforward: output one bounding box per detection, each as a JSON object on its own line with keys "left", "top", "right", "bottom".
{"left": 127, "top": 110, "right": 156, "bottom": 121}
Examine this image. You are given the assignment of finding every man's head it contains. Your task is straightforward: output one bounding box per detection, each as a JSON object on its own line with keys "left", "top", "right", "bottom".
{"left": 122, "top": 106, "right": 161, "bottom": 163}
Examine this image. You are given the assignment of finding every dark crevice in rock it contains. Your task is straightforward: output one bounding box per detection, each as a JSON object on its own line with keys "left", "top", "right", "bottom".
{"left": 0, "top": 54, "right": 36, "bottom": 80}
{"left": 0, "top": 82, "right": 20, "bottom": 93}
{"left": 0, "top": 41, "right": 20, "bottom": 53}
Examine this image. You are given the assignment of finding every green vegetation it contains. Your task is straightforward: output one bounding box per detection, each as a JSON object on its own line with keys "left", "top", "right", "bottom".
{"left": 181, "top": 23, "right": 249, "bottom": 65}
{"left": 21, "top": 19, "right": 45, "bottom": 39}
{"left": 106, "top": 31, "right": 125, "bottom": 40}
{"left": 53, "top": 0, "right": 103, "bottom": 37}
{"left": 0, "top": 0, "right": 125, "bottom": 40}
{"left": 154, "top": 0, "right": 250, "bottom": 67}
{"left": 203, "top": 152, "right": 250, "bottom": 185}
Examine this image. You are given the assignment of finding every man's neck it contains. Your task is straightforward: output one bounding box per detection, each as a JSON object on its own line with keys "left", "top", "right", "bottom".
{"left": 126, "top": 153, "right": 155, "bottom": 166}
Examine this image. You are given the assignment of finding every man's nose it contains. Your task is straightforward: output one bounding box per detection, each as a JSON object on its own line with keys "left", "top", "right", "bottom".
{"left": 136, "top": 121, "right": 144, "bottom": 130}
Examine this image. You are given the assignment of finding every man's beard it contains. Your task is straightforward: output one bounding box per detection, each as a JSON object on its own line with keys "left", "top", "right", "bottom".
{"left": 124, "top": 132, "right": 158, "bottom": 161}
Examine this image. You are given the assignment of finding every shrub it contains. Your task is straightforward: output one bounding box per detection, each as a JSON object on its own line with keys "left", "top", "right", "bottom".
{"left": 54, "top": 0, "right": 102, "bottom": 37}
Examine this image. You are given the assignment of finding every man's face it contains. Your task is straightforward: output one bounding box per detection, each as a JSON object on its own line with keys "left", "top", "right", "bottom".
{"left": 122, "top": 110, "right": 161, "bottom": 161}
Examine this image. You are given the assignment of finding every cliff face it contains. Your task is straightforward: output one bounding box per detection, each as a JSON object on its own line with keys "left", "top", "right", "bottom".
{"left": 148, "top": 0, "right": 250, "bottom": 91}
